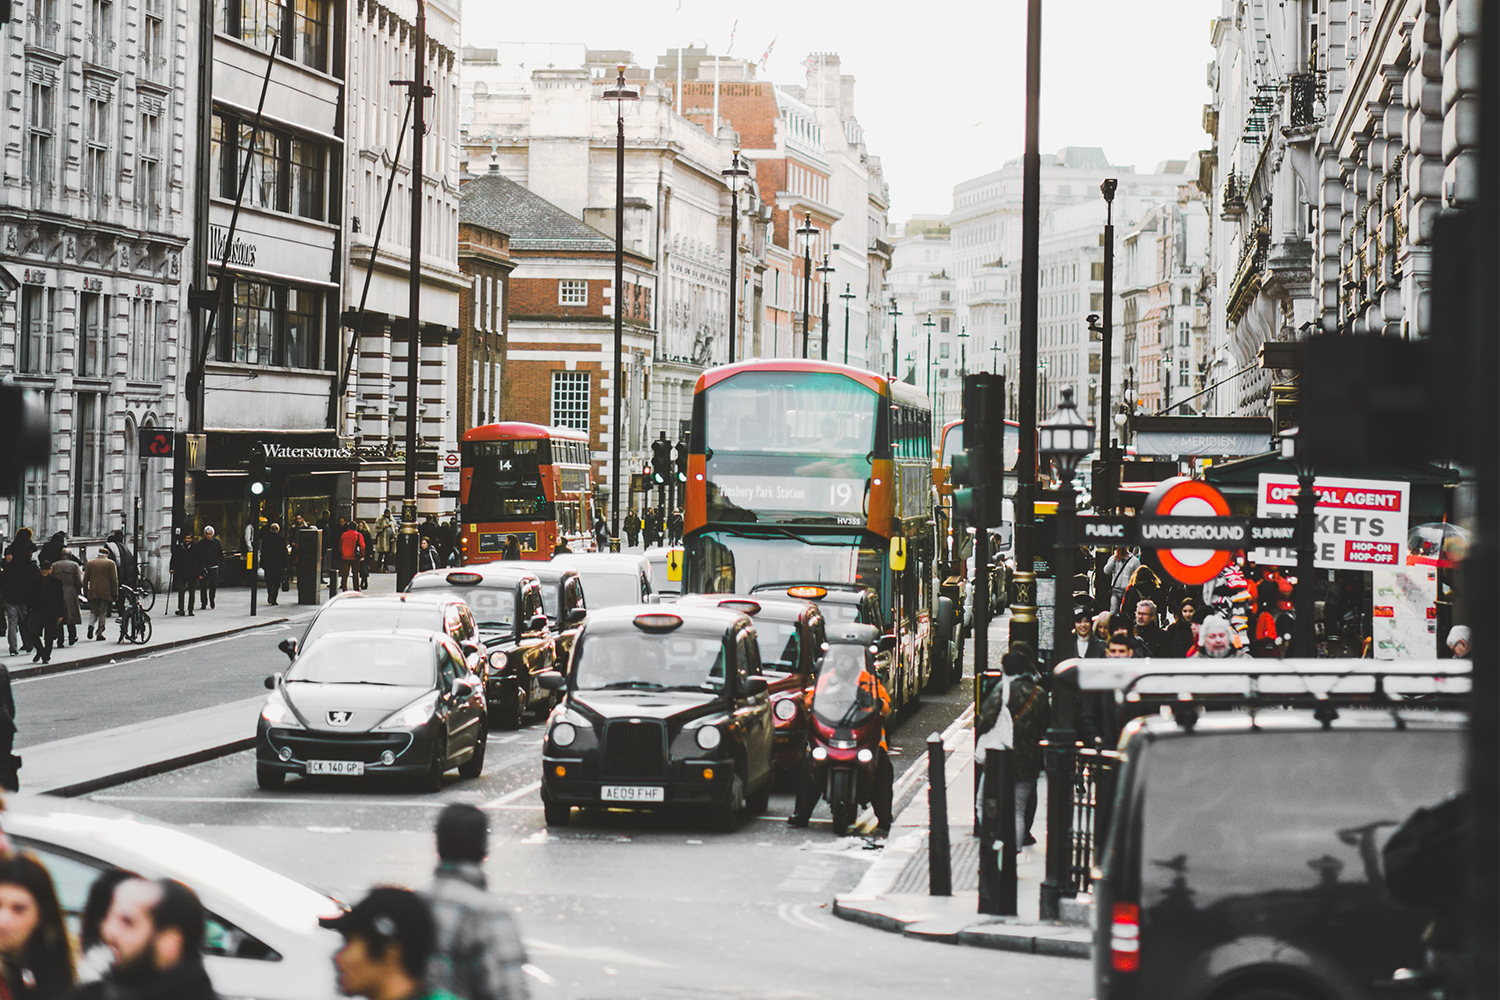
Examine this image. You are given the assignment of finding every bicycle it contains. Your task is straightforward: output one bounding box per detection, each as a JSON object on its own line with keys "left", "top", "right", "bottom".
{"left": 115, "top": 585, "right": 153, "bottom": 645}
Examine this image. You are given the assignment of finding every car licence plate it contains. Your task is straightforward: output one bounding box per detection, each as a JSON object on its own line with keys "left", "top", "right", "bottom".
{"left": 600, "top": 785, "right": 664, "bottom": 803}
{"left": 306, "top": 760, "right": 365, "bottom": 776}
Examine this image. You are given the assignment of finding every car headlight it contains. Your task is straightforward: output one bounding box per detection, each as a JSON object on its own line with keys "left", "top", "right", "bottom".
{"left": 376, "top": 692, "right": 440, "bottom": 730}
{"left": 696, "top": 726, "right": 722, "bottom": 751}
{"left": 551, "top": 722, "right": 577, "bottom": 747}
{"left": 261, "top": 692, "right": 299, "bottom": 727}
{"left": 773, "top": 698, "right": 798, "bottom": 721}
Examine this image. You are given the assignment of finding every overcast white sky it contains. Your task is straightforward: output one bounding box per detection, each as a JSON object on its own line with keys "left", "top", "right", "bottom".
{"left": 461, "top": 0, "right": 1217, "bottom": 223}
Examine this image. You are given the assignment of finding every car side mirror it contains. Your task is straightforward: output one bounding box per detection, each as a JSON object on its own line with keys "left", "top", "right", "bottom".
{"left": 528, "top": 614, "right": 549, "bottom": 633}
{"left": 565, "top": 606, "right": 587, "bottom": 625}
{"left": 451, "top": 677, "right": 476, "bottom": 700}
{"left": 936, "top": 596, "right": 956, "bottom": 642}
{"left": 277, "top": 638, "right": 299, "bottom": 662}
{"left": 538, "top": 671, "right": 566, "bottom": 692}
{"left": 878, "top": 634, "right": 897, "bottom": 653}
{"left": 741, "top": 676, "right": 769, "bottom": 697}
{"left": 263, "top": 673, "right": 281, "bottom": 690}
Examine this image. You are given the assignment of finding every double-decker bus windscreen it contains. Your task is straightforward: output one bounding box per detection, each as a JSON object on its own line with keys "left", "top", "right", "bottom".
{"left": 704, "top": 372, "right": 879, "bottom": 523}
{"left": 691, "top": 530, "right": 883, "bottom": 595}
{"left": 462, "top": 440, "right": 550, "bottom": 521}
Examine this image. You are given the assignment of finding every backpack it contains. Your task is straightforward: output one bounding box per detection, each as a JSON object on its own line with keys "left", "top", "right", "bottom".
{"left": 976, "top": 674, "right": 1013, "bottom": 750}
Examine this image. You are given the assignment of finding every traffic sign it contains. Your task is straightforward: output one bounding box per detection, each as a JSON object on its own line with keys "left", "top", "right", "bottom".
{"left": 442, "top": 450, "right": 460, "bottom": 492}
{"left": 1142, "top": 477, "right": 1234, "bottom": 585}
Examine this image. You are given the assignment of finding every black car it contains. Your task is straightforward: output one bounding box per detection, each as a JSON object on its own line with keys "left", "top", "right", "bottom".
{"left": 257, "top": 629, "right": 488, "bottom": 792}
{"left": 408, "top": 566, "right": 559, "bottom": 729}
{"left": 1078, "top": 657, "right": 1469, "bottom": 1000}
{"left": 286, "top": 592, "right": 484, "bottom": 670}
{"left": 529, "top": 563, "right": 589, "bottom": 670}
{"left": 677, "top": 594, "right": 825, "bottom": 772}
{"left": 749, "top": 582, "right": 897, "bottom": 702}
{"left": 538, "top": 605, "right": 774, "bottom": 831}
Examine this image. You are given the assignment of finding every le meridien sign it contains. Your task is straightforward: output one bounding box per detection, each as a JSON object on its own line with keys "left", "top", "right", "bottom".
{"left": 1254, "top": 474, "right": 1410, "bottom": 571}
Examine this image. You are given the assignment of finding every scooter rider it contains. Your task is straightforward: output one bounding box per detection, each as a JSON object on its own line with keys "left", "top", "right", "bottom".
{"left": 787, "top": 631, "right": 896, "bottom": 834}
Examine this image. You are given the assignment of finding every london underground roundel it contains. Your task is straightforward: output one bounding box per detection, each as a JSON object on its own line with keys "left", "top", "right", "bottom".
{"left": 1143, "top": 477, "right": 1234, "bottom": 586}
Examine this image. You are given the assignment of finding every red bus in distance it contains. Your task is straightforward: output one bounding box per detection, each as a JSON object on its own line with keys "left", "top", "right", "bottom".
{"left": 459, "top": 422, "right": 597, "bottom": 564}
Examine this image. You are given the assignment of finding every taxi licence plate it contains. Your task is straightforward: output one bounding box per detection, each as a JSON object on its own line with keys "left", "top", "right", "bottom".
{"left": 600, "top": 785, "right": 664, "bottom": 803}
{"left": 307, "top": 760, "right": 365, "bottom": 776}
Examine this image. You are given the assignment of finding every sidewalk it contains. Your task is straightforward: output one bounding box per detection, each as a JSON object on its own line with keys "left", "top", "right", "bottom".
{"left": 831, "top": 615, "right": 1094, "bottom": 958}
{"left": 8, "top": 572, "right": 398, "bottom": 680}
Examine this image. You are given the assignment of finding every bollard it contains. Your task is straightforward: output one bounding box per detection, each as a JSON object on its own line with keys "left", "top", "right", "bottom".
{"left": 927, "top": 732, "right": 951, "bottom": 896}
{"left": 979, "top": 747, "right": 1018, "bottom": 915}
{"left": 296, "top": 528, "right": 323, "bottom": 606}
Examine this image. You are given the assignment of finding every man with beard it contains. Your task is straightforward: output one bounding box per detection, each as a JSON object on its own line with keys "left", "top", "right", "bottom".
{"left": 71, "top": 877, "right": 218, "bottom": 999}
{"left": 1133, "top": 599, "right": 1167, "bottom": 657}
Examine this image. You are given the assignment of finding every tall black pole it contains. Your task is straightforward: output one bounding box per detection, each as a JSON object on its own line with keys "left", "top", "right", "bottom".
{"left": 889, "top": 303, "right": 902, "bottom": 379}
{"left": 924, "top": 318, "right": 935, "bottom": 399}
{"left": 1011, "top": 0, "right": 1043, "bottom": 654}
{"left": 818, "top": 256, "right": 830, "bottom": 362}
{"left": 726, "top": 153, "right": 740, "bottom": 364}
{"left": 1099, "top": 179, "right": 1117, "bottom": 511}
{"left": 609, "top": 67, "right": 630, "bottom": 552}
{"left": 801, "top": 215, "right": 813, "bottom": 359}
{"left": 1292, "top": 469, "right": 1317, "bottom": 656}
{"left": 396, "top": 6, "right": 426, "bottom": 592}
{"left": 1040, "top": 457, "right": 1077, "bottom": 921}
{"left": 841, "top": 283, "right": 853, "bottom": 364}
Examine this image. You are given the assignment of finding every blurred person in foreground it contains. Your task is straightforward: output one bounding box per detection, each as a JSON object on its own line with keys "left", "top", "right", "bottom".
{"left": 68, "top": 876, "right": 218, "bottom": 999}
{"left": 323, "top": 888, "right": 456, "bottom": 1000}
{"left": 420, "top": 804, "right": 528, "bottom": 1000}
{"left": 0, "top": 853, "right": 75, "bottom": 998}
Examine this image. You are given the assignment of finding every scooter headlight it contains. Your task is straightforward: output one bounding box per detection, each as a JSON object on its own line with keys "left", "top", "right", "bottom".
{"left": 857, "top": 748, "right": 875, "bottom": 763}
{"left": 811, "top": 746, "right": 828, "bottom": 761}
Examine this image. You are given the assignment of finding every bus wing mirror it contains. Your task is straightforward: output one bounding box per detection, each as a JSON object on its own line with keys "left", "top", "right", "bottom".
{"left": 566, "top": 607, "right": 588, "bottom": 625}
{"left": 889, "top": 537, "right": 907, "bottom": 572}
{"left": 878, "top": 634, "right": 897, "bottom": 653}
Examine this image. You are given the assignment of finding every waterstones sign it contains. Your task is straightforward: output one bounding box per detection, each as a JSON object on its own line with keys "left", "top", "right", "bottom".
{"left": 209, "top": 225, "right": 258, "bottom": 268}
{"left": 254, "top": 443, "right": 438, "bottom": 468}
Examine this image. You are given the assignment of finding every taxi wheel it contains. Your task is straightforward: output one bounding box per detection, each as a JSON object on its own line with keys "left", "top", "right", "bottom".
{"left": 746, "top": 775, "right": 771, "bottom": 815}
{"left": 500, "top": 688, "right": 526, "bottom": 730}
{"left": 543, "top": 798, "right": 571, "bottom": 827}
{"left": 458, "top": 731, "right": 487, "bottom": 779}
{"left": 256, "top": 765, "right": 284, "bottom": 791}
{"left": 712, "top": 768, "right": 745, "bottom": 832}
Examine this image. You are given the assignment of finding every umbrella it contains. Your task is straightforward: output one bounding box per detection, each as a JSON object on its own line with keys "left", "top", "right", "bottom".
{"left": 1406, "top": 522, "right": 1472, "bottom": 568}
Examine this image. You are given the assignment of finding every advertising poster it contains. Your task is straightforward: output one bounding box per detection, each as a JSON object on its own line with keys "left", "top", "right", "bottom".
{"left": 1370, "top": 564, "right": 1437, "bottom": 660}
{"left": 1253, "top": 474, "right": 1410, "bottom": 571}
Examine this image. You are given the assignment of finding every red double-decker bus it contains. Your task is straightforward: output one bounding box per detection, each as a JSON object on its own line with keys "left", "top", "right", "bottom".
{"left": 459, "top": 422, "right": 596, "bottom": 563}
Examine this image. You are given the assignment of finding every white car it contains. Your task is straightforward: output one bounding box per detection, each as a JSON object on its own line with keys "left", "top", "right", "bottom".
{"left": 3, "top": 793, "right": 342, "bottom": 1000}
{"left": 550, "top": 552, "right": 656, "bottom": 609}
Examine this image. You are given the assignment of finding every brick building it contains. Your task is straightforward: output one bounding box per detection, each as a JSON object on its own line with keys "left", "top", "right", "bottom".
{"left": 460, "top": 173, "right": 655, "bottom": 518}
{"left": 456, "top": 222, "right": 513, "bottom": 435}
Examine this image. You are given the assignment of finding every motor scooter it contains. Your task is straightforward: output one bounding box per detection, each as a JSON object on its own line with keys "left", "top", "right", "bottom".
{"left": 803, "top": 629, "right": 887, "bottom": 835}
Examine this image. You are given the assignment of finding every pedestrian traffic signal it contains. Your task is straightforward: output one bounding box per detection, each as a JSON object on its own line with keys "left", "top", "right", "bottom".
{"left": 673, "top": 439, "right": 688, "bottom": 483}
{"left": 650, "top": 437, "right": 671, "bottom": 486}
{"left": 951, "top": 374, "right": 1006, "bottom": 527}
{"left": 248, "top": 448, "right": 270, "bottom": 499}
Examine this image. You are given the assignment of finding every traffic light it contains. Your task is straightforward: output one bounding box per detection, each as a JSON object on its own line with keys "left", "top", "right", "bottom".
{"left": 650, "top": 436, "right": 671, "bottom": 486}
{"left": 248, "top": 448, "right": 270, "bottom": 499}
{"left": 951, "top": 374, "right": 1006, "bottom": 527}
{"left": 673, "top": 439, "right": 688, "bottom": 483}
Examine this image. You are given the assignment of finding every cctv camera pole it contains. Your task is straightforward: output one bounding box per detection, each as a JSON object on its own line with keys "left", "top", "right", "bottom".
{"left": 1099, "top": 178, "right": 1117, "bottom": 513}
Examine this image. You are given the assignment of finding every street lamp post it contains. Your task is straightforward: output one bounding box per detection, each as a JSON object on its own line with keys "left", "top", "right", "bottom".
{"left": 1281, "top": 428, "right": 1318, "bottom": 657}
{"left": 817, "top": 254, "right": 835, "bottom": 361}
{"left": 1037, "top": 386, "right": 1094, "bottom": 922}
{"left": 922, "top": 315, "right": 936, "bottom": 400}
{"left": 990, "top": 341, "right": 1000, "bottom": 375}
{"left": 889, "top": 300, "right": 903, "bottom": 379}
{"left": 797, "top": 213, "right": 818, "bottom": 359}
{"left": 722, "top": 150, "right": 750, "bottom": 364}
{"left": 957, "top": 327, "right": 970, "bottom": 419}
{"left": 1099, "top": 178, "right": 1117, "bottom": 511}
{"left": 839, "top": 282, "right": 856, "bottom": 364}
{"left": 603, "top": 65, "right": 639, "bottom": 553}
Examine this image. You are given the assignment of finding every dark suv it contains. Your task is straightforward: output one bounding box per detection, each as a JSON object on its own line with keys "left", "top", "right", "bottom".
{"left": 1080, "top": 657, "right": 1469, "bottom": 1000}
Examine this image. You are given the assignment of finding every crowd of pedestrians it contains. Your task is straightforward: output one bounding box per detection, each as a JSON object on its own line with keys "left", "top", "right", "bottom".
{"left": 622, "top": 507, "right": 681, "bottom": 550}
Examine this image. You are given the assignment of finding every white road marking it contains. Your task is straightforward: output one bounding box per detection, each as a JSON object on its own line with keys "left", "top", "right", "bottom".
{"left": 306, "top": 826, "right": 351, "bottom": 834}
{"left": 522, "top": 939, "right": 672, "bottom": 969}
{"left": 777, "top": 860, "right": 836, "bottom": 893}
{"left": 776, "top": 902, "right": 833, "bottom": 933}
{"left": 93, "top": 795, "right": 459, "bottom": 808}
{"left": 481, "top": 780, "right": 542, "bottom": 809}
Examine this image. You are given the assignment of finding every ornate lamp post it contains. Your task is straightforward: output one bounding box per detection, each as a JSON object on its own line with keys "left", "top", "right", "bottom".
{"left": 816, "top": 254, "right": 835, "bottom": 361}
{"left": 721, "top": 149, "right": 750, "bottom": 364}
{"left": 922, "top": 314, "right": 936, "bottom": 399}
{"left": 1280, "top": 428, "right": 1318, "bottom": 657}
{"left": 602, "top": 65, "right": 638, "bottom": 552}
{"left": 888, "top": 299, "right": 903, "bottom": 379}
{"left": 1037, "top": 386, "right": 1094, "bottom": 922}
{"left": 839, "top": 282, "right": 856, "bottom": 365}
{"left": 957, "top": 326, "right": 970, "bottom": 421}
{"left": 797, "top": 213, "right": 818, "bottom": 359}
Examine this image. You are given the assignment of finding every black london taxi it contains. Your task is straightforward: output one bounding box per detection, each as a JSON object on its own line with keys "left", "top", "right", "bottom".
{"left": 749, "top": 582, "right": 897, "bottom": 703}
{"left": 537, "top": 605, "right": 774, "bottom": 831}
{"left": 407, "top": 566, "right": 559, "bottom": 729}
{"left": 258, "top": 629, "right": 488, "bottom": 792}
{"left": 677, "top": 593, "right": 825, "bottom": 772}
{"left": 1074, "top": 656, "right": 1470, "bottom": 1000}
{"left": 529, "top": 562, "right": 588, "bottom": 671}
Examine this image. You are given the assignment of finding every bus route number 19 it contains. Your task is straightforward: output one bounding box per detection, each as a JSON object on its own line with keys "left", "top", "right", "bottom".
{"left": 828, "top": 481, "right": 857, "bottom": 510}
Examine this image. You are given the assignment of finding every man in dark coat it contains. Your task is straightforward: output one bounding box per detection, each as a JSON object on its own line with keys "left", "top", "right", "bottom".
{"left": 0, "top": 550, "right": 36, "bottom": 656}
{"left": 172, "top": 532, "right": 201, "bottom": 616}
{"left": 260, "top": 524, "right": 290, "bottom": 606}
{"left": 624, "top": 510, "right": 641, "bottom": 549}
{"left": 28, "top": 560, "right": 66, "bottom": 664}
{"left": 196, "top": 526, "right": 224, "bottom": 610}
{"left": 78, "top": 878, "right": 221, "bottom": 1000}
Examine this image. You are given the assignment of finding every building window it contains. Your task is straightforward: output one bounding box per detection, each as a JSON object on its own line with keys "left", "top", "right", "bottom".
{"left": 940, "top": 317, "right": 950, "bottom": 333}
{"left": 25, "top": 74, "right": 56, "bottom": 206}
{"left": 87, "top": 0, "right": 113, "bottom": 64}
{"left": 141, "top": 0, "right": 164, "bottom": 81}
{"left": 211, "top": 112, "right": 327, "bottom": 220}
{"left": 1179, "top": 359, "right": 1191, "bottom": 387}
{"left": 1090, "top": 292, "right": 1103, "bottom": 311}
{"left": 217, "top": 279, "right": 322, "bottom": 369}
{"left": 138, "top": 108, "right": 162, "bottom": 222}
{"left": 27, "top": 0, "right": 59, "bottom": 49}
{"left": 559, "top": 280, "right": 587, "bottom": 306}
{"left": 290, "top": 137, "right": 324, "bottom": 220}
{"left": 19, "top": 287, "right": 55, "bottom": 374}
{"left": 290, "top": 0, "right": 328, "bottom": 71}
{"left": 551, "top": 371, "right": 591, "bottom": 432}
{"left": 129, "top": 298, "right": 161, "bottom": 381}
{"left": 78, "top": 293, "right": 110, "bottom": 377}
{"left": 284, "top": 287, "right": 319, "bottom": 368}
{"left": 73, "top": 392, "right": 108, "bottom": 537}
{"left": 1180, "top": 287, "right": 1191, "bottom": 306}
{"left": 1091, "top": 262, "right": 1105, "bottom": 281}
{"left": 84, "top": 91, "right": 111, "bottom": 213}
{"left": 939, "top": 342, "right": 950, "bottom": 359}
{"left": 1178, "top": 322, "right": 1191, "bottom": 347}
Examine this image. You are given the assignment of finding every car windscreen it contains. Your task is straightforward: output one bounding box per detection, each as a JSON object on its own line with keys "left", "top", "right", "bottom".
{"left": 578, "top": 571, "right": 643, "bottom": 609}
{"left": 816, "top": 601, "right": 863, "bottom": 624}
{"left": 694, "top": 532, "right": 883, "bottom": 597}
{"left": 302, "top": 604, "right": 444, "bottom": 647}
{"left": 752, "top": 619, "right": 801, "bottom": 672}
{"left": 287, "top": 637, "right": 436, "bottom": 687}
{"left": 572, "top": 630, "right": 727, "bottom": 692}
{"left": 408, "top": 582, "right": 515, "bottom": 631}
{"left": 811, "top": 643, "right": 879, "bottom": 728}
{"left": 1137, "top": 728, "right": 1464, "bottom": 914}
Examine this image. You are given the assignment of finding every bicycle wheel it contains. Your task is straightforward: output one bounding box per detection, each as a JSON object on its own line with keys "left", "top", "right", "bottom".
{"left": 137, "top": 579, "right": 156, "bottom": 613}
{"left": 132, "top": 612, "right": 152, "bottom": 645}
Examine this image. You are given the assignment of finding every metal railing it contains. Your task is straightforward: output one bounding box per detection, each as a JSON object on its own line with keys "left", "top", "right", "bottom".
{"left": 1067, "top": 744, "right": 1120, "bottom": 894}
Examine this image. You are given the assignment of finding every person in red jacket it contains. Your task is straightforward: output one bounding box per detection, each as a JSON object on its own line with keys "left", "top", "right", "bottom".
{"left": 338, "top": 523, "right": 366, "bottom": 593}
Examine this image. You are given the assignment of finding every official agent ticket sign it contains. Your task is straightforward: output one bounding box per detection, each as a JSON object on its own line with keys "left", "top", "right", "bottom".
{"left": 1254, "top": 474, "right": 1410, "bottom": 571}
